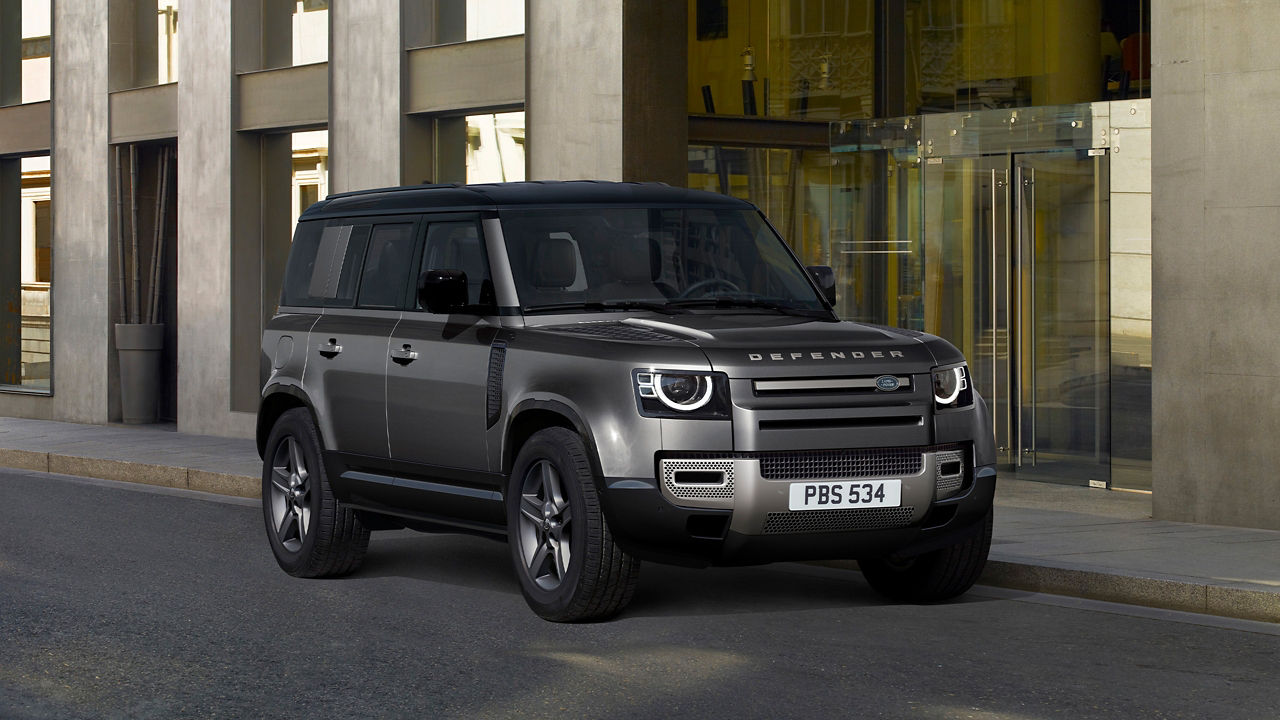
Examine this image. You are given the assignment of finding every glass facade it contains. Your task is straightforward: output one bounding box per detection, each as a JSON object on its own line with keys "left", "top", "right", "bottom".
{"left": 0, "top": 156, "right": 52, "bottom": 393}
{"left": 688, "top": 1, "right": 1151, "bottom": 490}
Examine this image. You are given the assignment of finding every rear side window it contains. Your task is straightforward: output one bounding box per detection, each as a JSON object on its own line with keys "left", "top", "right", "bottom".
{"left": 356, "top": 223, "right": 417, "bottom": 309}
{"left": 281, "top": 222, "right": 371, "bottom": 307}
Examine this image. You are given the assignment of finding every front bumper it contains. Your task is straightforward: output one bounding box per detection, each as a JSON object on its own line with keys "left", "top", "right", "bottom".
{"left": 599, "top": 445, "right": 995, "bottom": 567}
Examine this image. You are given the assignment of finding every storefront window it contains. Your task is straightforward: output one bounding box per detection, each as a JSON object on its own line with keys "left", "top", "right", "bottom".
{"left": 689, "top": 1, "right": 1150, "bottom": 121}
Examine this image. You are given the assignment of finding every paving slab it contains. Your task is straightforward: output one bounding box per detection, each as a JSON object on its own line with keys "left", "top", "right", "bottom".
{"left": 2, "top": 415, "right": 1277, "bottom": 623}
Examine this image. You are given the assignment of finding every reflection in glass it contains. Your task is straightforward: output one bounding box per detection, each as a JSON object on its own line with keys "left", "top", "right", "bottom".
{"left": 293, "top": 0, "right": 329, "bottom": 66}
{"left": 157, "top": 2, "right": 180, "bottom": 84}
{"left": 291, "top": 130, "right": 329, "bottom": 228}
{"left": 465, "top": 112, "right": 524, "bottom": 183}
{"left": 20, "top": 0, "right": 51, "bottom": 104}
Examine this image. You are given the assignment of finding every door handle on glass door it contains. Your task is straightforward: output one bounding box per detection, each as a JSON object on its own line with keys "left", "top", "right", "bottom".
{"left": 390, "top": 344, "right": 418, "bottom": 365}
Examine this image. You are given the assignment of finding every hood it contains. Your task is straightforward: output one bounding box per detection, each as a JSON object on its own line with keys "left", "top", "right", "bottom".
{"left": 610, "top": 314, "right": 951, "bottom": 378}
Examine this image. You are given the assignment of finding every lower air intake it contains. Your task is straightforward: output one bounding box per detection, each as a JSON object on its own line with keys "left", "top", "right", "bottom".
{"left": 761, "top": 506, "right": 916, "bottom": 534}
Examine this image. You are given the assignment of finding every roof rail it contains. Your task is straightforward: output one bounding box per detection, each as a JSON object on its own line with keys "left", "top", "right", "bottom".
{"left": 324, "top": 182, "right": 462, "bottom": 201}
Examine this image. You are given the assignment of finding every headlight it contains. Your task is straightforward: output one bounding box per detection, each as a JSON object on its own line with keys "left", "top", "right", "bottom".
{"left": 932, "top": 365, "right": 972, "bottom": 408}
{"left": 634, "top": 370, "right": 729, "bottom": 418}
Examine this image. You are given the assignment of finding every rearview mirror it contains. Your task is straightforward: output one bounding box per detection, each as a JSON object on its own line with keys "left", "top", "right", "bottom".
{"left": 418, "top": 269, "right": 468, "bottom": 314}
{"left": 805, "top": 265, "right": 836, "bottom": 306}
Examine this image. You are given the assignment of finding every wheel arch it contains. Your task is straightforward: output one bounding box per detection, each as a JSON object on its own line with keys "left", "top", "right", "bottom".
{"left": 257, "top": 384, "right": 322, "bottom": 459}
{"left": 503, "top": 399, "right": 603, "bottom": 481}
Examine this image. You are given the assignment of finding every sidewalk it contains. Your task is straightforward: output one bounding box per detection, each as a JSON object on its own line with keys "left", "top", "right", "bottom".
{"left": 2, "top": 416, "right": 1278, "bottom": 623}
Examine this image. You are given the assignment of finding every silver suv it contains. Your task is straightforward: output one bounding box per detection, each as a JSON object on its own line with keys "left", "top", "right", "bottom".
{"left": 258, "top": 181, "right": 996, "bottom": 622}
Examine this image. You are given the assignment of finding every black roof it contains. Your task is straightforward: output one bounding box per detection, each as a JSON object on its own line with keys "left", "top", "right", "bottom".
{"left": 301, "top": 181, "right": 754, "bottom": 220}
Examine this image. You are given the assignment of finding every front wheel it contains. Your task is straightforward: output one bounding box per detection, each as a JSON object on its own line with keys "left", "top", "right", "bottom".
{"left": 859, "top": 508, "right": 993, "bottom": 602}
{"left": 262, "top": 408, "right": 370, "bottom": 578}
{"left": 507, "top": 427, "right": 640, "bottom": 622}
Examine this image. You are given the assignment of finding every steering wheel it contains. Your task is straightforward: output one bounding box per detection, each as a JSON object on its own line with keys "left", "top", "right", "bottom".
{"left": 677, "top": 278, "right": 741, "bottom": 298}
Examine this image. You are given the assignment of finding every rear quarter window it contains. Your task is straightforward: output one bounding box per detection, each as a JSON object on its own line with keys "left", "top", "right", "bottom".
{"left": 281, "top": 221, "right": 371, "bottom": 307}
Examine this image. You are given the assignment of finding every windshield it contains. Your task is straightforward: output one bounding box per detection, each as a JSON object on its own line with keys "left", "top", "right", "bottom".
{"left": 499, "top": 207, "right": 827, "bottom": 315}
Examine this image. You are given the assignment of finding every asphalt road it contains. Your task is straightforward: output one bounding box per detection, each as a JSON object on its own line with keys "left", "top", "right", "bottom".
{"left": 1, "top": 468, "right": 1277, "bottom": 720}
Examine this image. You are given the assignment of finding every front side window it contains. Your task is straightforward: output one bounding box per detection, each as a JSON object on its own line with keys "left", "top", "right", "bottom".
{"left": 500, "top": 207, "right": 826, "bottom": 315}
{"left": 417, "top": 220, "right": 494, "bottom": 310}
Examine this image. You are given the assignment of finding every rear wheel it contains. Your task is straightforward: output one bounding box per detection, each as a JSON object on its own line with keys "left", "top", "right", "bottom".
{"left": 859, "top": 508, "right": 993, "bottom": 602}
{"left": 262, "top": 408, "right": 370, "bottom": 577}
{"left": 507, "top": 427, "right": 639, "bottom": 622}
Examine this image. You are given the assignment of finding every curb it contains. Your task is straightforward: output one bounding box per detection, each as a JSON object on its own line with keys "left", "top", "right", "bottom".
{"left": 814, "top": 557, "right": 1279, "bottom": 625}
{"left": 5, "top": 449, "right": 1278, "bottom": 625}
{"left": 0, "top": 448, "right": 259, "bottom": 499}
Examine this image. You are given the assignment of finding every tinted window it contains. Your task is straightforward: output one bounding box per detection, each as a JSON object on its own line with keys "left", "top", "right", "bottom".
{"left": 417, "top": 220, "right": 494, "bottom": 310}
{"left": 281, "top": 222, "right": 371, "bottom": 308}
{"left": 356, "top": 223, "right": 417, "bottom": 309}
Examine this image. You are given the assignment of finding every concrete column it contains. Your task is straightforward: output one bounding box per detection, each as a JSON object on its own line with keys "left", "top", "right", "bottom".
{"left": 330, "top": 0, "right": 402, "bottom": 192}
{"left": 528, "top": 0, "right": 686, "bottom": 184}
{"left": 51, "top": 1, "right": 112, "bottom": 421}
{"left": 177, "top": 1, "right": 253, "bottom": 436}
{"left": 1152, "top": 0, "right": 1280, "bottom": 530}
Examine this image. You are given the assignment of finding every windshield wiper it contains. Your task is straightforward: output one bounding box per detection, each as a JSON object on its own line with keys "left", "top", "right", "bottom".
{"left": 522, "top": 300, "right": 684, "bottom": 315}
{"left": 667, "top": 296, "right": 835, "bottom": 320}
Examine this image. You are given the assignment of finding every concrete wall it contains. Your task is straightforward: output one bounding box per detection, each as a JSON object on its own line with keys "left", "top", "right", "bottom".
{"left": 1152, "top": 1, "right": 1280, "bottom": 529}
{"left": 177, "top": 2, "right": 253, "bottom": 438}
{"left": 330, "top": 0, "right": 401, "bottom": 193}
{"left": 51, "top": 2, "right": 112, "bottom": 423}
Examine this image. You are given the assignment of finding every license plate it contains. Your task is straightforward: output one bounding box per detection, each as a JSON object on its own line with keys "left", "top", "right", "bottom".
{"left": 788, "top": 479, "right": 901, "bottom": 511}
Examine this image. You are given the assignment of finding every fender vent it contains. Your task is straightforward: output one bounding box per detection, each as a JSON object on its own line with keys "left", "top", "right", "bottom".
{"left": 485, "top": 341, "right": 507, "bottom": 428}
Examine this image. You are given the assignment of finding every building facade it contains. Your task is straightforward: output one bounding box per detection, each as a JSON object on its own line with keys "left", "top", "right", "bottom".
{"left": 0, "top": 1, "right": 1264, "bottom": 529}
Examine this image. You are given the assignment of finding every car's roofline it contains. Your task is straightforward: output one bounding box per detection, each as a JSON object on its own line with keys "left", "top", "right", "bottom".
{"left": 299, "top": 180, "right": 755, "bottom": 221}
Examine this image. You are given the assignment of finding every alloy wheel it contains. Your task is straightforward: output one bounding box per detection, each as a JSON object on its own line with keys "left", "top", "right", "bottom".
{"left": 268, "top": 436, "right": 312, "bottom": 552}
{"left": 516, "top": 459, "right": 574, "bottom": 591}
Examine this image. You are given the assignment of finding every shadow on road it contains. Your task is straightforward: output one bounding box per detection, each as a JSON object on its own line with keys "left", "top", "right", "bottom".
{"left": 346, "top": 529, "right": 1011, "bottom": 619}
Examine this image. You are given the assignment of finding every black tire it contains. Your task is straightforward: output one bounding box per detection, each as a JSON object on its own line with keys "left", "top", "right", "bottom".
{"left": 859, "top": 508, "right": 993, "bottom": 602}
{"left": 506, "top": 427, "right": 640, "bottom": 622}
{"left": 262, "top": 408, "right": 370, "bottom": 578}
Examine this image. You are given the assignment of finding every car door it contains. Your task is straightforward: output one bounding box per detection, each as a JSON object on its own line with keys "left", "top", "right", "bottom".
{"left": 306, "top": 218, "right": 418, "bottom": 459}
{"left": 385, "top": 214, "right": 502, "bottom": 521}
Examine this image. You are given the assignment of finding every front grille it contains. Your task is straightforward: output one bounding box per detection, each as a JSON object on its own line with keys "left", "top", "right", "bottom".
{"left": 761, "top": 506, "right": 916, "bottom": 534}
{"left": 759, "top": 447, "right": 925, "bottom": 480}
{"left": 661, "top": 460, "right": 735, "bottom": 500}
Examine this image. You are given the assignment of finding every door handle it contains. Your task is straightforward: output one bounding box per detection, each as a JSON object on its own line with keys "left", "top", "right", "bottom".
{"left": 318, "top": 338, "right": 343, "bottom": 358}
{"left": 390, "top": 344, "right": 419, "bottom": 365}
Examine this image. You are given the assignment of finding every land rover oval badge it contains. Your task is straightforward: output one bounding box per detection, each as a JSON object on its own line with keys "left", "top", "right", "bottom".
{"left": 875, "top": 375, "right": 900, "bottom": 391}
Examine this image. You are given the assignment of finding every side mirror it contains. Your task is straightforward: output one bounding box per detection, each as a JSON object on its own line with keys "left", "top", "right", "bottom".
{"left": 806, "top": 265, "right": 836, "bottom": 306}
{"left": 418, "top": 269, "right": 468, "bottom": 314}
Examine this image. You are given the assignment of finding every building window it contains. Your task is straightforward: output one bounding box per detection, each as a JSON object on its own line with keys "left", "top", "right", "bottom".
{"left": 406, "top": 0, "right": 525, "bottom": 48}
{"left": 20, "top": 0, "right": 51, "bottom": 104}
{"left": 465, "top": 111, "right": 525, "bottom": 183}
{"left": 291, "top": 130, "right": 328, "bottom": 227}
{"left": 293, "top": 0, "right": 329, "bottom": 66}
{"left": 1, "top": 155, "right": 52, "bottom": 393}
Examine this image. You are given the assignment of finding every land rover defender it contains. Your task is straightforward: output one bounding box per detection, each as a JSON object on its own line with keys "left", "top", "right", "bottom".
{"left": 258, "top": 181, "right": 996, "bottom": 622}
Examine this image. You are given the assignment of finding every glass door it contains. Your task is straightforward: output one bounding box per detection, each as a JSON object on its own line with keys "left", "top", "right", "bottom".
{"left": 1014, "top": 151, "right": 1110, "bottom": 485}
{"left": 922, "top": 155, "right": 1013, "bottom": 467}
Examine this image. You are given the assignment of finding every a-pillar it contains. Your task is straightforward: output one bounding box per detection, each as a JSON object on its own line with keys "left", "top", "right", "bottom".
{"left": 527, "top": 0, "right": 687, "bottom": 185}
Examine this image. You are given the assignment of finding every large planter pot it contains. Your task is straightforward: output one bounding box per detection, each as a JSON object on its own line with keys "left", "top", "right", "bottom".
{"left": 115, "top": 323, "right": 165, "bottom": 424}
